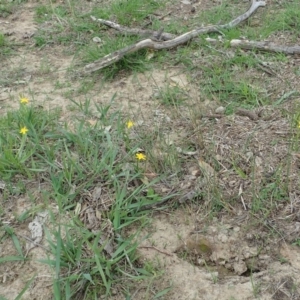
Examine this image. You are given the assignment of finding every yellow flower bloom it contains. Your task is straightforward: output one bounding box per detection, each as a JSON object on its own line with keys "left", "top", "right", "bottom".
{"left": 20, "top": 126, "right": 28, "bottom": 135}
{"left": 126, "top": 120, "right": 134, "bottom": 129}
{"left": 298, "top": 120, "right": 300, "bottom": 128}
{"left": 20, "top": 97, "right": 29, "bottom": 104}
{"left": 135, "top": 152, "right": 146, "bottom": 161}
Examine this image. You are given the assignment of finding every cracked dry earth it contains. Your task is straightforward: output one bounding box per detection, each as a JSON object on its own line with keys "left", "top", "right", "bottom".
{"left": 1, "top": 0, "right": 300, "bottom": 300}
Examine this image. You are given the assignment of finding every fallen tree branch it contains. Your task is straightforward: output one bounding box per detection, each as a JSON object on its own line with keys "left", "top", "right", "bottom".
{"left": 230, "top": 39, "right": 300, "bottom": 55}
{"left": 82, "top": 0, "right": 266, "bottom": 74}
{"left": 90, "top": 16, "right": 176, "bottom": 41}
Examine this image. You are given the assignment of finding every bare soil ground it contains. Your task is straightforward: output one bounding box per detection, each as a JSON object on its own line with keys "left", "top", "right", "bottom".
{"left": 1, "top": 0, "right": 300, "bottom": 299}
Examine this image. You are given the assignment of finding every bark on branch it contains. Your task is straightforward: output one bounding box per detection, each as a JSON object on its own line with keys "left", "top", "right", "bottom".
{"left": 230, "top": 39, "right": 300, "bottom": 55}
{"left": 90, "top": 16, "right": 176, "bottom": 41}
{"left": 82, "top": 0, "right": 266, "bottom": 74}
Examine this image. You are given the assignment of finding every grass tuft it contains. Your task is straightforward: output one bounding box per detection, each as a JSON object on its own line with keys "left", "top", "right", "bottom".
{"left": 0, "top": 95, "right": 173, "bottom": 298}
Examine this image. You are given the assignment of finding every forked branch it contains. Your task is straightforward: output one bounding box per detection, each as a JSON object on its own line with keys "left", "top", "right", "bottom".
{"left": 82, "top": 0, "right": 266, "bottom": 74}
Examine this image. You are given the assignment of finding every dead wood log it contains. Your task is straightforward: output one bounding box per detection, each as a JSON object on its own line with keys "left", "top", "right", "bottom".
{"left": 230, "top": 39, "right": 300, "bottom": 55}
{"left": 82, "top": 0, "right": 266, "bottom": 74}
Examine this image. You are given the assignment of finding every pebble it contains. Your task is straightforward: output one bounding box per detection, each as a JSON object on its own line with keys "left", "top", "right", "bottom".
{"left": 92, "top": 37, "right": 102, "bottom": 43}
{"left": 215, "top": 106, "right": 225, "bottom": 114}
{"left": 218, "top": 233, "right": 228, "bottom": 243}
{"left": 233, "top": 226, "right": 240, "bottom": 232}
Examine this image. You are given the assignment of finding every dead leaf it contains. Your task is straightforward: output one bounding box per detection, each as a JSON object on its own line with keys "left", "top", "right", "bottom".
{"left": 144, "top": 172, "right": 158, "bottom": 180}
{"left": 169, "top": 75, "right": 189, "bottom": 89}
{"left": 98, "top": 233, "right": 114, "bottom": 257}
{"left": 92, "top": 186, "right": 102, "bottom": 202}
{"left": 96, "top": 209, "right": 102, "bottom": 221}
{"left": 87, "top": 119, "right": 97, "bottom": 126}
{"left": 75, "top": 202, "right": 81, "bottom": 215}
{"left": 176, "top": 147, "right": 197, "bottom": 156}
{"left": 146, "top": 50, "right": 155, "bottom": 60}
{"left": 86, "top": 208, "right": 98, "bottom": 229}
{"left": 26, "top": 211, "right": 48, "bottom": 251}
{"left": 141, "top": 176, "right": 149, "bottom": 185}
{"left": 238, "top": 185, "right": 243, "bottom": 196}
{"left": 104, "top": 125, "right": 111, "bottom": 133}
{"left": 69, "top": 184, "right": 76, "bottom": 195}
{"left": 255, "top": 156, "right": 262, "bottom": 167}
{"left": 198, "top": 159, "right": 215, "bottom": 177}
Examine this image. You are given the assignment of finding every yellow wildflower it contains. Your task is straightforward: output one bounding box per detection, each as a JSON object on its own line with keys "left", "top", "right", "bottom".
{"left": 20, "top": 97, "right": 29, "bottom": 104}
{"left": 298, "top": 120, "right": 300, "bottom": 128}
{"left": 126, "top": 120, "right": 134, "bottom": 129}
{"left": 20, "top": 126, "right": 28, "bottom": 135}
{"left": 135, "top": 152, "right": 146, "bottom": 161}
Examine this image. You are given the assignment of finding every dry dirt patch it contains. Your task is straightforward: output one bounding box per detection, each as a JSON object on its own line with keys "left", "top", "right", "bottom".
{"left": 136, "top": 211, "right": 300, "bottom": 300}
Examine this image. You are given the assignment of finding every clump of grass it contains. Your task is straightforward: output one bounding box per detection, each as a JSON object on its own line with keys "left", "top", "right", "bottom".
{"left": 0, "top": 95, "right": 172, "bottom": 298}
{"left": 0, "top": 33, "right": 6, "bottom": 47}
{"left": 0, "top": 1, "right": 14, "bottom": 17}
{"left": 91, "top": 0, "right": 162, "bottom": 26}
{"left": 33, "top": 0, "right": 166, "bottom": 77}
{"left": 158, "top": 85, "right": 188, "bottom": 106}
{"left": 0, "top": 32, "right": 12, "bottom": 56}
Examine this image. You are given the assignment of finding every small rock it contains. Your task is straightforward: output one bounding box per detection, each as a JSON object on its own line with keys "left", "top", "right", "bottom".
{"left": 229, "top": 180, "right": 237, "bottom": 187}
{"left": 152, "top": 91, "right": 161, "bottom": 99}
{"left": 136, "top": 120, "right": 144, "bottom": 126}
{"left": 233, "top": 260, "right": 247, "bottom": 275}
{"left": 111, "top": 289, "right": 118, "bottom": 295}
{"left": 246, "top": 233, "right": 253, "bottom": 240}
{"left": 215, "top": 154, "right": 222, "bottom": 161}
{"left": 225, "top": 263, "right": 232, "bottom": 269}
{"left": 233, "top": 226, "right": 240, "bottom": 232}
{"left": 215, "top": 106, "right": 225, "bottom": 114}
{"left": 92, "top": 37, "right": 102, "bottom": 43}
{"left": 197, "top": 258, "right": 205, "bottom": 266}
{"left": 203, "top": 272, "right": 219, "bottom": 280}
{"left": 211, "top": 227, "right": 218, "bottom": 233}
{"left": 243, "top": 246, "right": 258, "bottom": 259}
{"left": 218, "top": 233, "right": 228, "bottom": 243}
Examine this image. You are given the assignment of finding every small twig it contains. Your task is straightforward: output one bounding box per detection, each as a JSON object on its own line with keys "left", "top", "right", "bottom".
{"left": 205, "top": 45, "right": 230, "bottom": 57}
{"left": 16, "top": 233, "right": 49, "bottom": 254}
{"left": 91, "top": 16, "right": 175, "bottom": 41}
{"left": 270, "top": 280, "right": 290, "bottom": 299}
{"left": 240, "top": 195, "right": 247, "bottom": 210}
{"left": 200, "top": 114, "right": 225, "bottom": 119}
{"left": 142, "top": 10, "right": 173, "bottom": 28}
{"left": 139, "top": 246, "right": 173, "bottom": 256}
